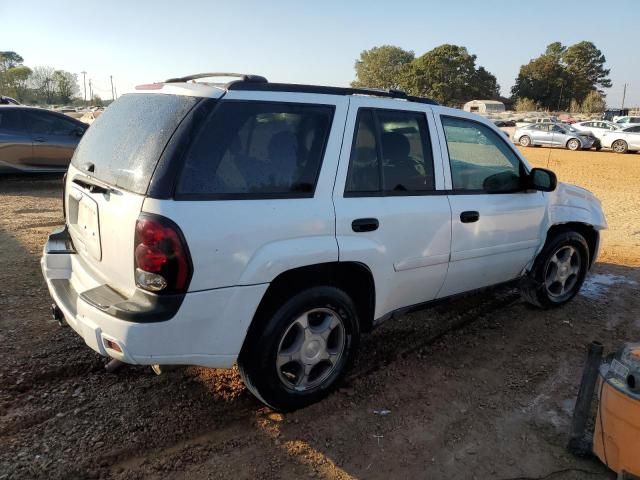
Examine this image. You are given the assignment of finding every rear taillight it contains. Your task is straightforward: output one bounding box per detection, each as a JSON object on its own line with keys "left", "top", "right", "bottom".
{"left": 134, "top": 215, "right": 192, "bottom": 294}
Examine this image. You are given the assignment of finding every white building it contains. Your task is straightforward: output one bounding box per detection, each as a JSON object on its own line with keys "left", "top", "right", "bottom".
{"left": 463, "top": 100, "right": 505, "bottom": 114}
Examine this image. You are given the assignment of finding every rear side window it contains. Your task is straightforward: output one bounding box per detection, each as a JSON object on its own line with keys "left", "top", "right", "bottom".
{"left": 345, "top": 108, "right": 434, "bottom": 195}
{"left": 23, "top": 111, "right": 79, "bottom": 135}
{"left": 177, "top": 101, "right": 334, "bottom": 198}
{"left": 72, "top": 93, "right": 198, "bottom": 194}
{"left": 0, "top": 109, "right": 23, "bottom": 133}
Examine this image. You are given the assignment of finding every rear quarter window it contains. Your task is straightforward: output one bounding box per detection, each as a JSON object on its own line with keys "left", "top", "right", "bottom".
{"left": 71, "top": 93, "right": 198, "bottom": 194}
{"left": 176, "top": 101, "right": 334, "bottom": 199}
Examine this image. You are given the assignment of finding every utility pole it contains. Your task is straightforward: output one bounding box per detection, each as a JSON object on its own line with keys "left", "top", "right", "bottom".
{"left": 621, "top": 83, "right": 627, "bottom": 110}
{"left": 88, "top": 79, "right": 93, "bottom": 104}
{"left": 81, "top": 71, "right": 87, "bottom": 106}
{"left": 110, "top": 75, "right": 115, "bottom": 101}
{"left": 114, "top": 86, "right": 117, "bottom": 99}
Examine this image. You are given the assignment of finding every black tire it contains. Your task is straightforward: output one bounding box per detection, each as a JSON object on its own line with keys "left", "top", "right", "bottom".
{"left": 238, "top": 286, "right": 360, "bottom": 411}
{"left": 611, "top": 139, "right": 628, "bottom": 154}
{"left": 520, "top": 231, "right": 590, "bottom": 309}
{"left": 519, "top": 135, "right": 532, "bottom": 147}
{"left": 566, "top": 138, "right": 581, "bottom": 151}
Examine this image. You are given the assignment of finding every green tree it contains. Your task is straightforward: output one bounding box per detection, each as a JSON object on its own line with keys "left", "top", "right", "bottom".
{"left": 0, "top": 51, "right": 24, "bottom": 71}
{"left": 580, "top": 90, "right": 606, "bottom": 113}
{"left": 1, "top": 65, "right": 32, "bottom": 101}
{"left": 351, "top": 45, "right": 415, "bottom": 90}
{"left": 511, "top": 51, "right": 570, "bottom": 110}
{"left": 563, "top": 41, "right": 611, "bottom": 101}
{"left": 405, "top": 44, "right": 499, "bottom": 105}
{"left": 544, "top": 42, "right": 566, "bottom": 61}
{"left": 0, "top": 51, "right": 29, "bottom": 99}
{"left": 512, "top": 42, "right": 611, "bottom": 110}
{"left": 53, "top": 70, "right": 79, "bottom": 103}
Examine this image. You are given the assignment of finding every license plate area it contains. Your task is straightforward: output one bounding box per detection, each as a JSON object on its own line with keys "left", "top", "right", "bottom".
{"left": 71, "top": 189, "right": 102, "bottom": 261}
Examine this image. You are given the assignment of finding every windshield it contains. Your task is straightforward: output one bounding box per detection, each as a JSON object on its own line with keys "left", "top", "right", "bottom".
{"left": 71, "top": 93, "right": 199, "bottom": 194}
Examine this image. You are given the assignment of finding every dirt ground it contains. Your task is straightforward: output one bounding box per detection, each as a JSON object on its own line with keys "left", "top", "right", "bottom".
{"left": 1, "top": 147, "right": 639, "bottom": 480}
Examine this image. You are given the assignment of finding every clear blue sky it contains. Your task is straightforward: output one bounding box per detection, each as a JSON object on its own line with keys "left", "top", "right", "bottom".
{"left": 2, "top": 0, "right": 639, "bottom": 106}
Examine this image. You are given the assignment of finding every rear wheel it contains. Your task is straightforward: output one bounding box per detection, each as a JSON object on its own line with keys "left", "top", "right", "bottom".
{"left": 238, "top": 286, "right": 360, "bottom": 411}
{"left": 519, "top": 135, "right": 531, "bottom": 147}
{"left": 566, "top": 138, "right": 581, "bottom": 151}
{"left": 521, "top": 231, "right": 589, "bottom": 308}
{"left": 612, "top": 139, "right": 628, "bottom": 154}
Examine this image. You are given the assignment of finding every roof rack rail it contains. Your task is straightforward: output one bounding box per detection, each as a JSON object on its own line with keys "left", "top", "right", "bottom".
{"left": 165, "top": 72, "right": 268, "bottom": 84}
{"left": 226, "top": 81, "right": 438, "bottom": 105}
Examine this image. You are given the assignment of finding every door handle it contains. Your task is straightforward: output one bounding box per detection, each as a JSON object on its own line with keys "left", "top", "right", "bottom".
{"left": 33, "top": 137, "right": 47, "bottom": 143}
{"left": 352, "top": 218, "right": 379, "bottom": 232}
{"left": 460, "top": 211, "right": 480, "bottom": 223}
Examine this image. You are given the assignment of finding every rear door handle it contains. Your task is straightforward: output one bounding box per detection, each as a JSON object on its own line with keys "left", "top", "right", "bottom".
{"left": 352, "top": 218, "right": 379, "bottom": 232}
{"left": 460, "top": 211, "right": 480, "bottom": 223}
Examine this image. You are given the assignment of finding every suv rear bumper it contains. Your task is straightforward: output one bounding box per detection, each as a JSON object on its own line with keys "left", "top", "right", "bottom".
{"left": 41, "top": 227, "right": 268, "bottom": 368}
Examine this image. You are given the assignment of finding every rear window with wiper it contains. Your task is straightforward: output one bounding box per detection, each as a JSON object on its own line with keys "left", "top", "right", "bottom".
{"left": 71, "top": 93, "right": 198, "bottom": 194}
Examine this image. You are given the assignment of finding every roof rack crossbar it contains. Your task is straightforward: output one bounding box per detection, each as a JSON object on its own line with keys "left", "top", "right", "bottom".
{"left": 165, "top": 72, "right": 268, "bottom": 84}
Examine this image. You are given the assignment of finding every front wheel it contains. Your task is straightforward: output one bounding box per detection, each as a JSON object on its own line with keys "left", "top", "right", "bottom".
{"left": 520, "top": 231, "right": 590, "bottom": 309}
{"left": 612, "top": 139, "right": 628, "bottom": 154}
{"left": 238, "top": 286, "right": 360, "bottom": 411}
{"left": 519, "top": 135, "right": 532, "bottom": 147}
{"left": 566, "top": 138, "right": 581, "bottom": 151}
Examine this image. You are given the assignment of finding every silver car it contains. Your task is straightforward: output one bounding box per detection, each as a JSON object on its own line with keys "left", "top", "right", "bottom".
{"left": 514, "top": 123, "right": 596, "bottom": 151}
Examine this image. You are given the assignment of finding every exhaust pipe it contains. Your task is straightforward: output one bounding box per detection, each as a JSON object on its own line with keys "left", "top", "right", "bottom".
{"left": 568, "top": 340, "right": 604, "bottom": 456}
{"left": 51, "top": 303, "right": 64, "bottom": 326}
{"left": 105, "top": 359, "right": 124, "bottom": 373}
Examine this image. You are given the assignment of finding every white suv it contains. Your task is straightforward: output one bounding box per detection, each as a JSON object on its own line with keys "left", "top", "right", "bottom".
{"left": 41, "top": 73, "right": 606, "bottom": 411}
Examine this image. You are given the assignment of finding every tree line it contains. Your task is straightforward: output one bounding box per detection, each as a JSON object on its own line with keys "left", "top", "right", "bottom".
{"left": 351, "top": 41, "right": 611, "bottom": 112}
{"left": 0, "top": 51, "right": 90, "bottom": 105}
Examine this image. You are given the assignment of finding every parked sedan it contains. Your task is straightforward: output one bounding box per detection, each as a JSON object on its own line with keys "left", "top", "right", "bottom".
{"left": 0, "top": 105, "right": 87, "bottom": 173}
{"left": 573, "top": 120, "right": 619, "bottom": 146}
{"left": 514, "top": 123, "right": 596, "bottom": 151}
{"left": 614, "top": 116, "right": 640, "bottom": 127}
{"left": 600, "top": 127, "right": 640, "bottom": 154}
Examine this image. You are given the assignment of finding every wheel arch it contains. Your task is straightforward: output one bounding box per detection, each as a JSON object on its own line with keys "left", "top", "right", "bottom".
{"left": 544, "top": 222, "right": 599, "bottom": 268}
{"left": 239, "top": 261, "right": 376, "bottom": 358}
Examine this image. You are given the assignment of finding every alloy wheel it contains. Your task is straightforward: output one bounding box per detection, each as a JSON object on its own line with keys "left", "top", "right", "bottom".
{"left": 612, "top": 140, "right": 627, "bottom": 153}
{"left": 276, "top": 307, "right": 346, "bottom": 391}
{"left": 544, "top": 245, "right": 581, "bottom": 299}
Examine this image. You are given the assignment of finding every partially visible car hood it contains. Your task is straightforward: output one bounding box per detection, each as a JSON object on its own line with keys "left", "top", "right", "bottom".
{"left": 546, "top": 182, "right": 607, "bottom": 230}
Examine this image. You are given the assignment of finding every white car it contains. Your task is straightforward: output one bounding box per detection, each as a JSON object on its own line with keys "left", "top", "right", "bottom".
{"left": 573, "top": 120, "right": 619, "bottom": 140}
{"left": 614, "top": 116, "right": 640, "bottom": 127}
{"left": 41, "top": 73, "right": 607, "bottom": 410}
{"left": 600, "top": 126, "right": 640, "bottom": 153}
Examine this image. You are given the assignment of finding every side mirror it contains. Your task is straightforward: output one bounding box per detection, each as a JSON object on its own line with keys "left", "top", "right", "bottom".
{"left": 529, "top": 168, "right": 557, "bottom": 192}
{"left": 74, "top": 127, "right": 86, "bottom": 137}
